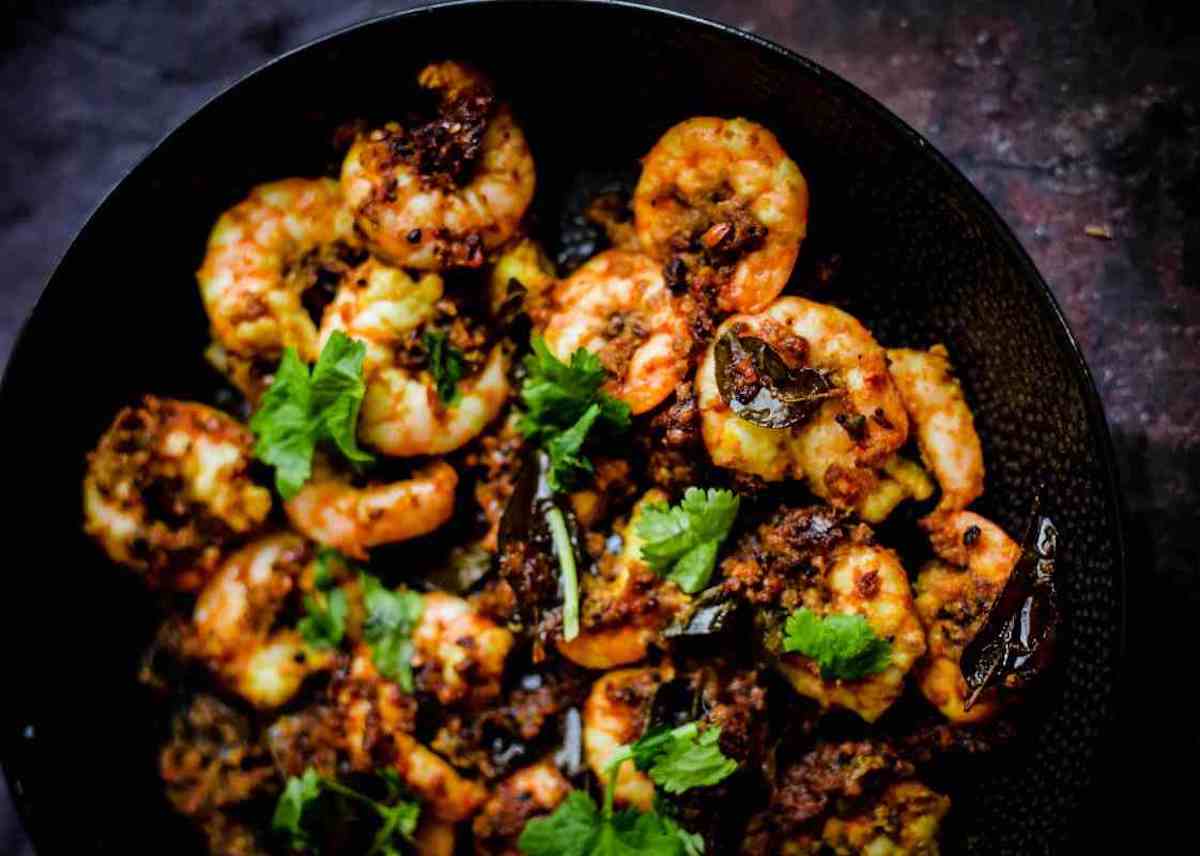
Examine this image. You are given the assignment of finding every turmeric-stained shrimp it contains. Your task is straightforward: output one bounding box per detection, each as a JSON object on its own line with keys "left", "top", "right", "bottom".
{"left": 634, "top": 117, "right": 809, "bottom": 313}
{"left": 192, "top": 534, "right": 334, "bottom": 709}
{"left": 196, "top": 178, "right": 354, "bottom": 399}
{"left": 542, "top": 250, "right": 693, "bottom": 415}
{"left": 341, "top": 61, "right": 535, "bottom": 270}
{"left": 558, "top": 489, "right": 691, "bottom": 669}
{"left": 822, "top": 781, "right": 951, "bottom": 855}
{"left": 412, "top": 591, "right": 515, "bottom": 708}
{"left": 284, "top": 454, "right": 457, "bottom": 559}
{"left": 776, "top": 540, "right": 926, "bottom": 723}
{"left": 696, "top": 297, "right": 909, "bottom": 518}
{"left": 320, "top": 257, "right": 509, "bottom": 456}
{"left": 473, "top": 761, "right": 571, "bottom": 856}
{"left": 914, "top": 511, "right": 1020, "bottom": 723}
{"left": 84, "top": 397, "right": 272, "bottom": 590}
{"left": 888, "top": 345, "right": 984, "bottom": 513}
{"left": 583, "top": 665, "right": 674, "bottom": 811}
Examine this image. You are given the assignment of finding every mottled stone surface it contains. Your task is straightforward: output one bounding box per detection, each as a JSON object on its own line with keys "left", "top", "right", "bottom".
{"left": 1, "top": 1, "right": 1194, "bottom": 852}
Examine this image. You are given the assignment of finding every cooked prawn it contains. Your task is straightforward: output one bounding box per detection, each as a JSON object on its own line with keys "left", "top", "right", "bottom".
{"left": 558, "top": 489, "right": 691, "bottom": 669}
{"left": 634, "top": 117, "right": 809, "bottom": 313}
{"left": 821, "top": 781, "right": 950, "bottom": 855}
{"left": 888, "top": 345, "right": 984, "bottom": 513}
{"left": 328, "top": 642, "right": 487, "bottom": 822}
{"left": 84, "top": 397, "right": 272, "bottom": 590}
{"left": 196, "top": 178, "right": 354, "bottom": 398}
{"left": 914, "top": 511, "right": 1020, "bottom": 723}
{"left": 489, "top": 237, "right": 557, "bottom": 321}
{"left": 583, "top": 665, "right": 674, "bottom": 811}
{"left": 473, "top": 761, "right": 571, "bottom": 856}
{"left": 542, "top": 250, "right": 692, "bottom": 415}
{"left": 776, "top": 541, "right": 926, "bottom": 722}
{"left": 284, "top": 454, "right": 457, "bottom": 559}
{"left": 696, "top": 297, "right": 909, "bottom": 517}
{"left": 413, "top": 591, "right": 515, "bottom": 708}
{"left": 320, "top": 257, "right": 509, "bottom": 456}
{"left": 191, "top": 533, "right": 334, "bottom": 708}
{"left": 414, "top": 820, "right": 457, "bottom": 856}
{"left": 341, "top": 61, "right": 535, "bottom": 270}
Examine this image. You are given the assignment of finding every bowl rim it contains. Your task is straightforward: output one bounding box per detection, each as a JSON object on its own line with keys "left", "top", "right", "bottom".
{"left": 0, "top": 0, "right": 1127, "bottom": 849}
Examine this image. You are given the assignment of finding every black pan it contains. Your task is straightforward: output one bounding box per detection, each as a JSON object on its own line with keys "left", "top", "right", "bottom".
{"left": 0, "top": 1, "right": 1124, "bottom": 852}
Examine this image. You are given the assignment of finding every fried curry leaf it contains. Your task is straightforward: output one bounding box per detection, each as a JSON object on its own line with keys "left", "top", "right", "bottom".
{"left": 423, "top": 329, "right": 466, "bottom": 404}
{"left": 251, "top": 330, "right": 374, "bottom": 499}
{"left": 637, "top": 488, "right": 740, "bottom": 594}
{"left": 713, "top": 332, "right": 837, "bottom": 429}
{"left": 782, "top": 607, "right": 892, "bottom": 680}
{"left": 360, "top": 574, "right": 424, "bottom": 692}
{"left": 960, "top": 498, "right": 1059, "bottom": 707}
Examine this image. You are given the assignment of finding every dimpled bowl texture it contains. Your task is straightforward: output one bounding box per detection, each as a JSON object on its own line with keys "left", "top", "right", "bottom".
{"left": 0, "top": 1, "right": 1123, "bottom": 853}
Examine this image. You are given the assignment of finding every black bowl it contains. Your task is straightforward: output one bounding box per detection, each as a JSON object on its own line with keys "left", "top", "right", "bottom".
{"left": 0, "top": 1, "right": 1124, "bottom": 852}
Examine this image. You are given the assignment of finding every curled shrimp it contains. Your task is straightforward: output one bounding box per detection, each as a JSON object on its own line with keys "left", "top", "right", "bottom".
{"left": 341, "top": 61, "right": 535, "bottom": 270}
{"left": 196, "top": 178, "right": 354, "bottom": 398}
{"left": 821, "top": 781, "right": 951, "bottom": 855}
{"left": 558, "top": 489, "right": 691, "bottom": 669}
{"left": 329, "top": 643, "right": 488, "bottom": 822}
{"left": 83, "top": 397, "right": 272, "bottom": 590}
{"left": 634, "top": 117, "right": 809, "bottom": 313}
{"left": 284, "top": 454, "right": 458, "bottom": 559}
{"left": 542, "top": 250, "right": 693, "bottom": 415}
{"left": 696, "top": 297, "right": 909, "bottom": 517}
{"left": 473, "top": 761, "right": 572, "bottom": 856}
{"left": 191, "top": 533, "right": 334, "bottom": 708}
{"left": 320, "top": 257, "right": 509, "bottom": 456}
{"left": 776, "top": 540, "right": 926, "bottom": 723}
{"left": 888, "top": 345, "right": 984, "bottom": 513}
{"left": 412, "top": 591, "right": 515, "bottom": 708}
{"left": 914, "top": 511, "right": 1020, "bottom": 723}
{"left": 583, "top": 665, "right": 674, "bottom": 811}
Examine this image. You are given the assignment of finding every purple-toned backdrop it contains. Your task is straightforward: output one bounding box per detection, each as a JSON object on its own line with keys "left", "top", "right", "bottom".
{"left": 2, "top": 1, "right": 1195, "bottom": 852}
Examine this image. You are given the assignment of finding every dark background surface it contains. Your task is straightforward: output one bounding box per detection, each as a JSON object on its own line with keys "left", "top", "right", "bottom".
{"left": 1, "top": 0, "right": 1195, "bottom": 852}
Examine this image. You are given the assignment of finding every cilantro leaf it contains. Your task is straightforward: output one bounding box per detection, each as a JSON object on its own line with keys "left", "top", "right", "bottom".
{"left": 251, "top": 348, "right": 317, "bottom": 498}
{"left": 781, "top": 607, "right": 893, "bottom": 680}
{"left": 298, "top": 588, "right": 348, "bottom": 649}
{"left": 423, "top": 330, "right": 465, "bottom": 404}
{"left": 251, "top": 331, "right": 374, "bottom": 498}
{"left": 274, "top": 767, "right": 420, "bottom": 855}
{"left": 517, "top": 791, "right": 684, "bottom": 856}
{"left": 272, "top": 768, "right": 322, "bottom": 849}
{"left": 546, "top": 403, "right": 601, "bottom": 491}
{"left": 636, "top": 488, "right": 740, "bottom": 593}
{"left": 309, "top": 331, "right": 374, "bottom": 465}
{"left": 516, "top": 337, "right": 630, "bottom": 492}
{"left": 646, "top": 725, "right": 738, "bottom": 795}
{"left": 361, "top": 574, "right": 424, "bottom": 691}
{"left": 608, "top": 722, "right": 737, "bottom": 796}
{"left": 518, "top": 791, "right": 603, "bottom": 856}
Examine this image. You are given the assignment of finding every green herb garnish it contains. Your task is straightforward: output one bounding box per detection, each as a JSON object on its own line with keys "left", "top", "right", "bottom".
{"left": 517, "top": 337, "right": 630, "bottom": 491}
{"left": 518, "top": 721, "right": 736, "bottom": 856}
{"left": 636, "top": 488, "right": 740, "bottom": 594}
{"left": 423, "top": 330, "right": 465, "bottom": 404}
{"left": 361, "top": 574, "right": 424, "bottom": 692}
{"left": 781, "top": 607, "right": 893, "bottom": 680}
{"left": 272, "top": 767, "right": 419, "bottom": 854}
{"left": 250, "top": 330, "right": 374, "bottom": 499}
